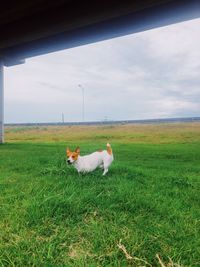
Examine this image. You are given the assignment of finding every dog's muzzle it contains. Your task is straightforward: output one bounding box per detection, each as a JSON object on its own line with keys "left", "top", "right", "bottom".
{"left": 67, "top": 159, "right": 72, "bottom": 165}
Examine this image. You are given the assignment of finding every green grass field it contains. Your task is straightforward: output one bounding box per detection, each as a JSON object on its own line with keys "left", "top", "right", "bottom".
{"left": 0, "top": 123, "right": 200, "bottom": 266}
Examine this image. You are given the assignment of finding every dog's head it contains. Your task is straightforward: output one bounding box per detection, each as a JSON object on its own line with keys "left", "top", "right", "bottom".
{"left": 66, "top": 147, "right": 80, "bottom": 164}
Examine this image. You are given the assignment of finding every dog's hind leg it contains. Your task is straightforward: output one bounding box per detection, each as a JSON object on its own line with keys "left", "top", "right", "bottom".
{"left": 102, "top": 168, "right": 108, "bottom": 176}
{"left": 99, "top": 164, "right": 104, "bottom": 169}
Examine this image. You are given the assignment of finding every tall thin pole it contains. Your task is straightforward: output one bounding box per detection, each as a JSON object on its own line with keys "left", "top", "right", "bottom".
{"left": 82, "top": 86, "right": 85, "bottom": 122}
{"left": 0, "top": 59, "right": 4, "bottom": 144}
{"left": 78, "top": 84, "right": 85, "bottom": 122}
{"left": 62, "top": 113, "right": 64, "bottom": 123}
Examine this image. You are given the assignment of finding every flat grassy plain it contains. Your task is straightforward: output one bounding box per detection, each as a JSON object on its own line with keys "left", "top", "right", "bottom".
{"left": 0, "top": 123, "right": 200, "bottom": 266}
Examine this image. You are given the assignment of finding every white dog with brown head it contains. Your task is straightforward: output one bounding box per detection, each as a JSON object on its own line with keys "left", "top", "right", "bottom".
{"left": 66, "top": 143, "right": 113, "bottom": 175}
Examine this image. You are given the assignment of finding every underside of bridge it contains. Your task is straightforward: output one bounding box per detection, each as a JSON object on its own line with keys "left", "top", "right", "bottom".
{"left": 0, "top": 0, "right": 200, "bottom": 143}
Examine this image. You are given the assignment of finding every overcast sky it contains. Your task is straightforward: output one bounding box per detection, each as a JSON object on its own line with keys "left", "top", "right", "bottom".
{"left": 4, "top": 18, "right": 200, "bottom": 123}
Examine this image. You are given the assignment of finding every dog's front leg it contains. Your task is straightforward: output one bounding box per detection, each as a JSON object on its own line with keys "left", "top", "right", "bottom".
{"left": 77, "top": 169, "right": 81, "bottom": 176}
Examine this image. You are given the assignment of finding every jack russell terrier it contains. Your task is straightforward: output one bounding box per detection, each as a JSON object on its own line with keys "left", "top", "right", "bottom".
{"left": 66, "top": 143, "right": 114, "bottom": 175}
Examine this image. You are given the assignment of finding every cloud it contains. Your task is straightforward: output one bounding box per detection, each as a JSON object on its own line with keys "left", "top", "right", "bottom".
{"left": 4, "top": 18, "right": 200, "bottom": 123}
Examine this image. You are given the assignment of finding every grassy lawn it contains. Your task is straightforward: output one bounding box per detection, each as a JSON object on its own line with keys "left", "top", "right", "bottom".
{"left": 0, "top": 123, "right": 200, "bottom": 266}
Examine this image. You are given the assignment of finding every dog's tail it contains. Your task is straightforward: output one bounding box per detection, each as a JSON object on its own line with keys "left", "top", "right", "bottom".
{"left": 106, "top": 143, "right": 112, "bottom": 155}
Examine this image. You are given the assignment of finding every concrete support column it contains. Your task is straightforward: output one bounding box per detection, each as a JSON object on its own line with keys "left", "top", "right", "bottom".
{"left": 0, "top": 59, "right": 4, "bottom": 144}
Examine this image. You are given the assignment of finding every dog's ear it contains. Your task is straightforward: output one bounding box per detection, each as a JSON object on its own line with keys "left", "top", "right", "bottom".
{"left": 75, "top": 147, "right": 80, "bottom": 154}
{"left": 66, "top": 147, "right": 71, "bottom": 156}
